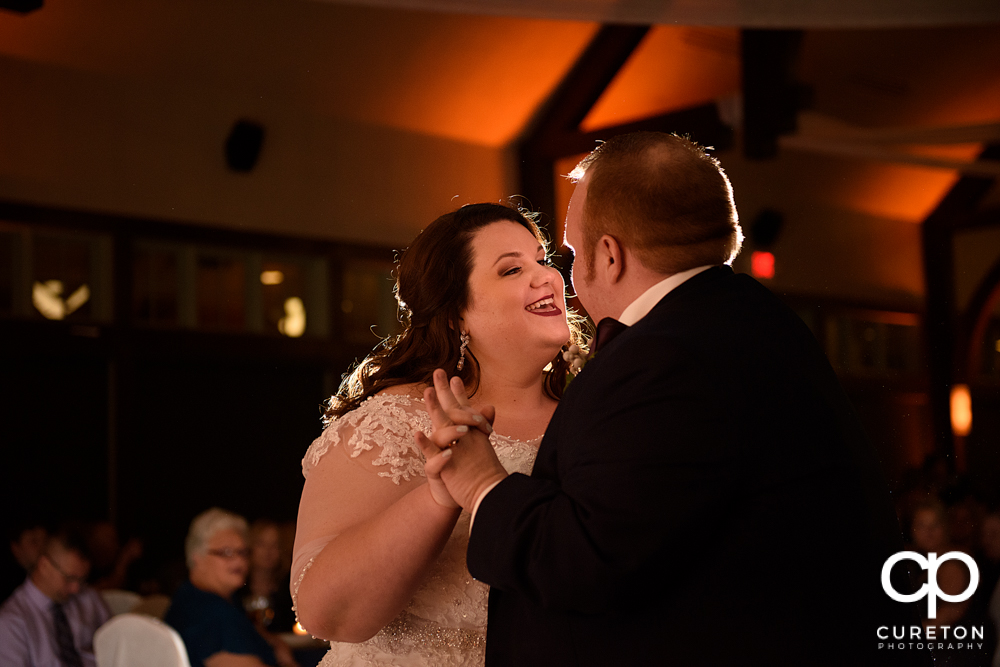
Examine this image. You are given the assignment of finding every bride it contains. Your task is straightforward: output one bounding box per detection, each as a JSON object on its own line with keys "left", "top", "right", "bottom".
{"left": 291, "top": 203, "right": 586, "bottom": 666}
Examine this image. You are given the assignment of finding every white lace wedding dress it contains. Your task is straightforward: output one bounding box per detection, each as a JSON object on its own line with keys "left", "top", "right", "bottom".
{"left": 291, "top": 394, "right": 539, "bottom": 667}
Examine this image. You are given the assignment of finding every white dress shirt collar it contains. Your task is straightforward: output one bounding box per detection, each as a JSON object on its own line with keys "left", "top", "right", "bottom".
{"left": 617, "top": 265, "right": 713, "bottom": 326}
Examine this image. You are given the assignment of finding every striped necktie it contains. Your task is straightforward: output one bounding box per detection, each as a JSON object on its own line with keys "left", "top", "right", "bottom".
{"left": 52, "top": 602, "right": 84, "bottom": 667}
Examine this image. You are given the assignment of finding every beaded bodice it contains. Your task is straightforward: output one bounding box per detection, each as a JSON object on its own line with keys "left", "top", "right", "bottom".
{"left": 295, "top": 394, "right": 539, "bottom": 667}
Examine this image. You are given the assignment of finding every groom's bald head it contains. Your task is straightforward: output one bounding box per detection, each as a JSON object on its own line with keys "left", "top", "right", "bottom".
{"left": 569, "top": 132, "right": 742, "bottom": 278}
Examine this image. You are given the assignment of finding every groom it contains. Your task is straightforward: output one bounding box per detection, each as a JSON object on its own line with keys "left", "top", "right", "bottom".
{"left": 420, "top": 132, "right": 928, "bottom": 666}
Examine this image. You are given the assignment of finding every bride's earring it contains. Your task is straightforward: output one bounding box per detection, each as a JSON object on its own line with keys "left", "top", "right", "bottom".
{"left": 456, "top": 331, "right": 471, "bottom": 371}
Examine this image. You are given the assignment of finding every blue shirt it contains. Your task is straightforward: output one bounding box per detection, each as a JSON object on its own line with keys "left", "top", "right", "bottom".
{"left": 165, "top": 581, "right": 276, "bottom": 667}
{"left": 0, "top": 578, "right": 110, "bottom": 667}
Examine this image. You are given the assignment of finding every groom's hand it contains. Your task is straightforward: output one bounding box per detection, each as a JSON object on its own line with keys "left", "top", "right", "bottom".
{"left": 416, "top": 369, "right": 508, "bottom": 511}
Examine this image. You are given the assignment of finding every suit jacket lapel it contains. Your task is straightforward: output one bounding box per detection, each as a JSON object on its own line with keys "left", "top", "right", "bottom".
{"left": 532, "top": 265, "right": 734, "bottom": 479}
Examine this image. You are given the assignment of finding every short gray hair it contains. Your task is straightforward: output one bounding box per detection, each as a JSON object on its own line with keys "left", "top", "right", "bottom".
{"left": 185, "top": 508, "right": 249, "bottom": 569}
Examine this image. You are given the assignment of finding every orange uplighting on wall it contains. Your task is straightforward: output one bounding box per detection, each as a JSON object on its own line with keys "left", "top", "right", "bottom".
{"left": 814, "top": 143, "right": 983, "bottom": 224}
{"left": 950, "top": 384, "right": 972, "bottom": 437}
{"left": 580, "top": 26, "right": 740, "bottom": 132}
{"left": 352, "top": 17, "right": 598, "bottom": 147}
{"left": 830, "top": 163, "right": 959, "bottom": 223}
{"left": 750, "top": 251, "right": 775, "bottom": 279}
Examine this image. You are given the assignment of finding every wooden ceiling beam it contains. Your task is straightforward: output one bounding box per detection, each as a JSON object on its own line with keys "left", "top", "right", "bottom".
{"left": 921, "top": 143, "right": 1000, "bottom": 468}
{"left": 953, "top": 205, "right": 1000, "bottom": 230}
{"left": 741, "top": 29, "right": 808, "bottom": 159}
{"left": 526, "top": 25, "right": 650, "bottom": 148}
{"left": 533, "top": 103, "right": 733, "bottom": 160}
{"left": 517, "top": 25, "right": 733, "bottom": 235}
{"left": 517, "top": 25, "right": 648, "bottom": 225}
{"left": 961, "top": 252, "right": 1000, "bottom": 384}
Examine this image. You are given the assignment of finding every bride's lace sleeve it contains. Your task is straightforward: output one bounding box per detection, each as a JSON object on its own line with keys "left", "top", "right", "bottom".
{"left": 302, "top": 395, "right": 431, "bottom": 483}
{"left": 291, "top": 394, "right": 432, "bottom": 605}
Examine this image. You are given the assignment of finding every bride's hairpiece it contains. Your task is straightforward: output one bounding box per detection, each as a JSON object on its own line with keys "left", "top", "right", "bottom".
{"left": 456, "top": 331, "right": 471, "bottom": 371}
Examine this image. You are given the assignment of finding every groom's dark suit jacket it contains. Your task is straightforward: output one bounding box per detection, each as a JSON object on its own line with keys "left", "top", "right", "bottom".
{"left": 468, "top": 266, "right": 930, "bottom": 666}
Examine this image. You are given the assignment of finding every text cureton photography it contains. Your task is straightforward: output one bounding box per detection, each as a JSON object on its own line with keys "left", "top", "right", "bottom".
{"left": 878, "top": 624, "right": 985, "bottom": 651}
{"left": 879, "top": 550, "right": 986, "bottom": 653}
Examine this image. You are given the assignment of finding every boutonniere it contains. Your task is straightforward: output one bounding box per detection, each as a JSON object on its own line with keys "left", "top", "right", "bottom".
{"left": 562, "top": 344, "right": 589, "bottom": 390}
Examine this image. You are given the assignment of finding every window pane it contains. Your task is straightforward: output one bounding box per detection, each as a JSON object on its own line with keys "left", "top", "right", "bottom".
{"left": 133, "top": 245, "right": 179, "bottom": 327}
{"left": 261, "top": 260, "right": 307, "bottom": 338}
{"left": 0, "top": 231, "right": 14, "bottom": 317}
{"left": 342, "top": 260, "right": 400, "bottom": 344}
{"left": 32, "top": 234, "right": 92, "bottom": 322}
{"left": 196, "top": 253, "right": 246, "bottom": 331}
{"left": 885, "top": 323, "right": 920, "bottom": 373}
{"left": 830, "top": 311, "right": 920, "bottom": 377}
{"left": 852, "top": 319, "right": 882, "bottom": 371}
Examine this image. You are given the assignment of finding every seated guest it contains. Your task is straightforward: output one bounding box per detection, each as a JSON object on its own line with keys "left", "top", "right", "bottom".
{"left": 911, "top": 499, "right": 994, "bottom": 666}
{"left": 10, "top": 522, "right": 47, "bottom": 574}
{"left": 242, "top": 519, "right": 295, "bottom": 633}
{"left": 2, "top": 520, "right": 47, "bottom": 601}
{"left": 909, "top": 499, "right": 972, "bottom": 624}
{"left": 85, "top": 520, "right": 144, "bottom": 591}
{"left": 166, "top": 508, "right": 296, "bottom": 667}
{"left": 0, "top": 525, "right": 110, "bottom": 666}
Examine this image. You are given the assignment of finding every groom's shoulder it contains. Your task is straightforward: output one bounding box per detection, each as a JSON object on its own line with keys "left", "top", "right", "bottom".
{"left": 633, "top": 266, "right": 773, "bottom": 336}
{"left": 620, "top": 268, "right": 817, "bottom": 376}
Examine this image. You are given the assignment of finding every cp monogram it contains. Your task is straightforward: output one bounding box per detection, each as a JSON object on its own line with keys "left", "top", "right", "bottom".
{"left": 881, "top": 551, "right": 979, "bottom": 619}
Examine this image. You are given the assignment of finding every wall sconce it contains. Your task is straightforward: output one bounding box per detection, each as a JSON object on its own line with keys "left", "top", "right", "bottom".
{"left": 950, "top": 384, "right": 972, "bottom": 437}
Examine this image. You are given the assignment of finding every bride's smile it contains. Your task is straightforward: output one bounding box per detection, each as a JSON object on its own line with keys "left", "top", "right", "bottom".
{"left": 525, "top": 294, "right": 560, "bottom": 315}
{"left": 461, "top": 220, "right": 570, "bottom": 368}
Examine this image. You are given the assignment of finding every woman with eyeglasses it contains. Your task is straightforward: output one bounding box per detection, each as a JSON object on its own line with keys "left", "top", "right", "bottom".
{"left": 165, "top": 508, "right": 299, "bottom": 667}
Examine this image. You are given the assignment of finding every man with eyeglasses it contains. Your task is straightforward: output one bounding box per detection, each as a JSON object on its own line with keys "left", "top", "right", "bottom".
{"left": 0, "top": 526, "right": 110, "bottom": 667}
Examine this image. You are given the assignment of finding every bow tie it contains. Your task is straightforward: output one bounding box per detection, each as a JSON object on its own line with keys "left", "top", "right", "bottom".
{"left": 594, "top": 317, "right": 629, "bottom": 353}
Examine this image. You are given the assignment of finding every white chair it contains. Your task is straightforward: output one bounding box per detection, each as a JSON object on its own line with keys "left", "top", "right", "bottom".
{"left": 131, "top": 594, "right": 173, "bottom": 619}
{"left": 100, "top": 589, "right": 142, "bottom": 616}
{"left": 94, "top": 613, "right": 191, "bottom": 667}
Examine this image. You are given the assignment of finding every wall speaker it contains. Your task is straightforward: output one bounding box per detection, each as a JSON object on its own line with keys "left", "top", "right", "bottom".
{"left": 0, "top": 0, "right": 43, "bottom": 12}
{"left": 225, "top": 120, "right": 265, "bottom": 173}
{"left": 749, "top": 208, "right": 784, "bottom": 249}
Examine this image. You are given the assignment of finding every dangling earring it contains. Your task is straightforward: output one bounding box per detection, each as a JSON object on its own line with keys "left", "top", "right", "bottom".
{"left": 456, "top": 331, "right": 471, "bottom": 371}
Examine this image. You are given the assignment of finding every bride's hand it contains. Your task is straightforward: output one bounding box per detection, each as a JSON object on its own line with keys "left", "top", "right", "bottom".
{"left": 419, "top": 440, "right": 461, "bottom": 509}
{"left": 416, "top": 371, "right": 493, "bottom": 509}
{"left": 432, "top": 374, "right": 494, "bottom": 436}
{"left": 416, "top": 370, "right": 508, "bottom": 511}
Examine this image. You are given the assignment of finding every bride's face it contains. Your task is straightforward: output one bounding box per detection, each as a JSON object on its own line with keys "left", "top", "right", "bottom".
{"left": 461, "top": 221, "right": 570, "bottom": 368}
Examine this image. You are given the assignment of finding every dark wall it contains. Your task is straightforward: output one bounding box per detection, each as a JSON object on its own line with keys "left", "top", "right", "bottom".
{"left": 1, "top": 352, "right": 110, "bottom": 525}
{"left": 120, "top": 357, "right": 327, "bottom": 571}
{"left": 968, "top": 392, "right": 1000, "bottom": 506}
{"left": 0, "top": 329, "right": 334, "bottom": 593}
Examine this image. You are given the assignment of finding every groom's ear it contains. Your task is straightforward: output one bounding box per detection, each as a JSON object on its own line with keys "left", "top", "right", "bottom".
{"left": 597, "top": 234, "right": 624, "bottom": 284}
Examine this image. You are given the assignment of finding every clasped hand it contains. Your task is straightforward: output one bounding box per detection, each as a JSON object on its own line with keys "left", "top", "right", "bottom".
{"left": 415, "top": 369, "right": 509, "bottom": 511}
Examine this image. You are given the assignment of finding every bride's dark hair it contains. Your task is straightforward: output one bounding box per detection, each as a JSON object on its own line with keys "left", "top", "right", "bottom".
{"left": 325, "top": 202, "right": 587, "bottom": 421}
